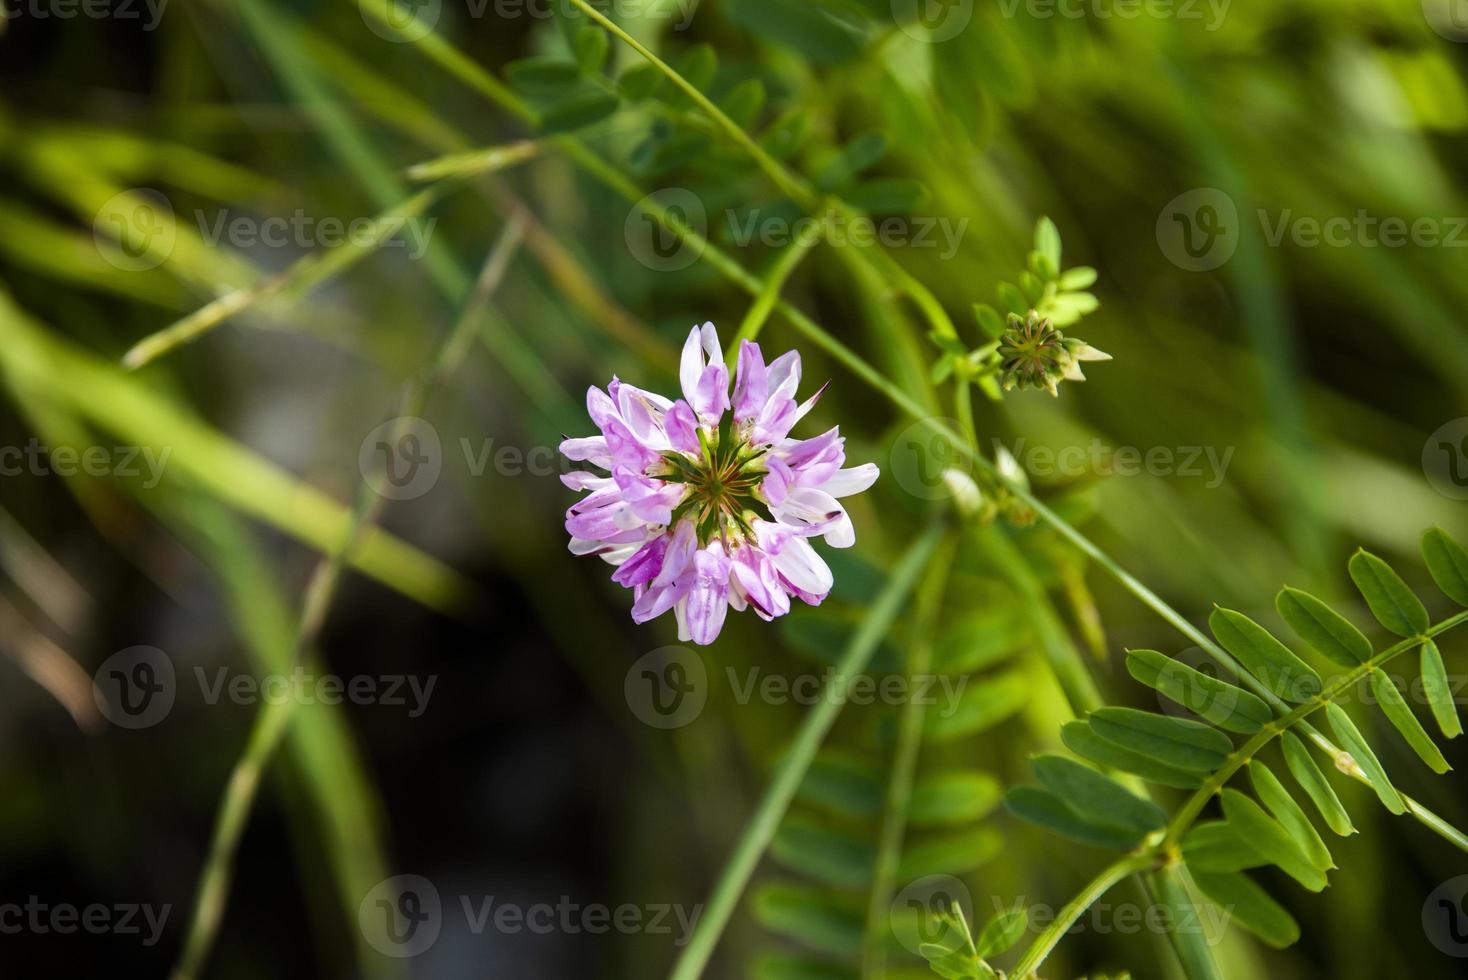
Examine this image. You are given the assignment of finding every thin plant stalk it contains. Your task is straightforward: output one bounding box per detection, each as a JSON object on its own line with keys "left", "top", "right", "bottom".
{"left": 666, "top": 524, "right": 945, "bottom": 980}
{"left": 169, "top": 224, "right": 525, "bottom": 980}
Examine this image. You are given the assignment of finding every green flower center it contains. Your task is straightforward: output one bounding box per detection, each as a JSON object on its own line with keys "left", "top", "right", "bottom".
{"left": 658, "top": 417, "right": 771, "bottom": 546}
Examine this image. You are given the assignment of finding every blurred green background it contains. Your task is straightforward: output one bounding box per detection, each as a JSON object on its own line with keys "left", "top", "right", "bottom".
{"left": 2, "top": 0, "right": 1467, "bottom": 977}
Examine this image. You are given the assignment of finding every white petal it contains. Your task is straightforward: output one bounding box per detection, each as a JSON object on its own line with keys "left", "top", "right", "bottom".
{"left": 820, "top": 463, "right": 879, "bottom": 498}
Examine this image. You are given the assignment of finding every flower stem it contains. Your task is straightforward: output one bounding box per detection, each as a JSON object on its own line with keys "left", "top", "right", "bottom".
{"left": 1010, "top": 851, "right": 1161, "bottom": 978}
{"left": 862, "top": 536, "right": 955, "bottom": 979}
{"left": 727, "top": 214, "right": 829, "bottom": 362}
{"left": 665, "top": 524, "right": 945, "bottom": 980}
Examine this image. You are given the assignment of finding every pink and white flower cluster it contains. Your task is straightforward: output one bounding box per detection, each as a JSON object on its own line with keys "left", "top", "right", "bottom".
{"left": 560, "top": 323, "right": 879, "bottom": 645}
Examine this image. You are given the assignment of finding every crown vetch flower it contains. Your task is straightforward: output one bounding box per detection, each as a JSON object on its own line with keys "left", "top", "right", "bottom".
{"left": 560, "top": 322, "right": 880, "bottom": 645}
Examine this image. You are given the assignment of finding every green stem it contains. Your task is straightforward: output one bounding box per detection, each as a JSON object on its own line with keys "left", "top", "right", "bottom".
{"left": 1010, "top": 851, "right": 1161, "bottom": 978}
{"left": 726, "top": 216, "right": 827, "bottom": 361}
{"left": 666, "top": 524, "right": 945, "bottom": 980}
{"left": 565, "top": 0, "right": 812, "bottom": 205}
{"left": 1161, "top": 608, "right": 1468, "bottom": 849}
{"left": 861, "top": 536, "right": 955, "bottom": 979}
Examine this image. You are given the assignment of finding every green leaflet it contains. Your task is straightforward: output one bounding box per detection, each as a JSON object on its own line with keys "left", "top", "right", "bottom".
{"left": 1031, "top": 755, "right": 1167, "bottom": 837}
{"left": 975, "top": 908, "right": 1028, "bottom": 958}
{"left": 1249, "top": 762, "right": 1334, "bottom": 871}
{"left": 1153, "top": 864, "right": 1227, "bottom": 980}
{"left": 1126, "top": 648, "right": 1272, "bottom": 733}
{"left": 910, "top": 771, "right": 1003, "bottom": 827}
{"left": 1182, "top": 821, "right": 1266, "bottom": 873}
{"left": 1422, "top": 527, "right": 1468, "bottom": 607}
{"left": 924, "top": 670, "right": 1029, "bottom": 744}
{"left": 1280, "top": 732, "right": 1355, "bottom": 836}
{"left": 1324, "top": 703, "right": 1406, "bottom": 815}
{"left": 1349, "top": 550, "right": 1429, "bottom": 638}
{"left": 1219, "top": 790, "right": 1327, "bottom": 892}
{"left": 1275, "top": 588, "right": 1371, "bottom": 667}
{"left": 1209, "top": 607, "right": 1322, "bottom": 703}
{"left": 1369, "top": 670, "right": 1450, "bottom": 774}
{"left": 750, "top": 884, "right": 863, "bottom": 956}
{"left": 1060, "top": 720, "right": 1204, "bottom": 789}
{"left": 796, "top": 754, "right": 881, "bottom": 817}
{"left": 1421, "top": 639, "right": 1463, "bottom": 738}
{"left": 1003, "top": 786, "right": 1146, "bottom": 850}
{"left": 898, "top": 826, "right": 1004, "bottom": 880}
{"left": 1189, "top": 870, "right": 1300, "bottom": 949}
{"left": 1087, "top": 707, "right": 1234, "bottom": 773}
{"left": 770, "top": 816, "right": 874, "bottom": 889}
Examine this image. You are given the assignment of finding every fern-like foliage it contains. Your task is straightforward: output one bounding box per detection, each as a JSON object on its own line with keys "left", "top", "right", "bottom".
{"left": 992, "top": 527, "right": 1468, "bottom": 973}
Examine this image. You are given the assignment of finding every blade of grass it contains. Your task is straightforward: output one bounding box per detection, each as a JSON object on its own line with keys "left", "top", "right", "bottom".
{"left": 0, "top": 286, "right": 469, "bottom": 612}
{"left": 666, "top": 523, "right": 944, "bottom": 980}
{"left": 171, "top": 223, "right": 524, "bottom": 979}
